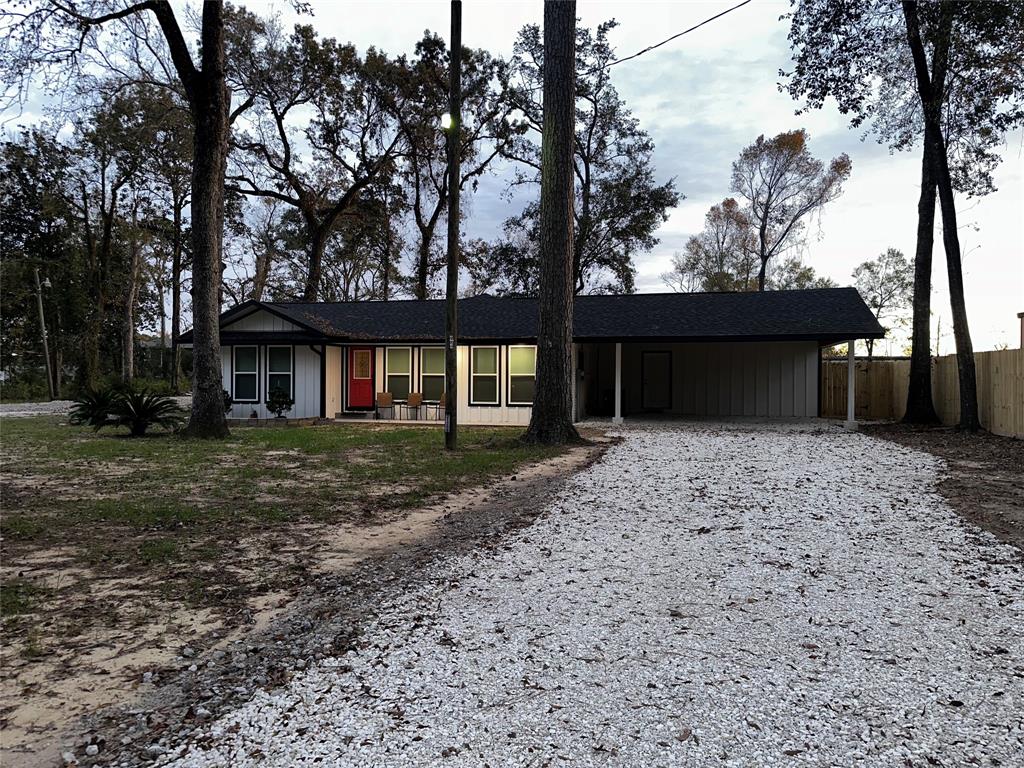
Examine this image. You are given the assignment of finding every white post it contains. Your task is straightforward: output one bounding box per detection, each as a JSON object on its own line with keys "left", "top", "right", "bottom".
{"left": 846, "top": 340, "right": 856, "bottom": 428}
{"left": 613, "top": 342, "right": 623, "bottom": 424}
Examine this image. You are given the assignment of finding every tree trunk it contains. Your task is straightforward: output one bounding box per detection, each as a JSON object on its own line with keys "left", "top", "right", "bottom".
{"left": 524, "top": 0, "right": 580, "bottom": 445}
{"left": 901, "top": 0, "right": 942, "bottom": 425}
{"left": 181, "top": 2, "right": 229, "bottom": 438}
{"left": 929, "top": 128, "right": 980, "bottom": 431}
{"left": 302, "top": 224, "right": 330, "bottom": 301}
{"left": 170, "top": 194, "right": 184, "bottom": 393}
{"left": 122, "top": 229, "right": 142, "bottom": 385}
{"left": 416, "top": 235, "right": 432, "bottom": 300}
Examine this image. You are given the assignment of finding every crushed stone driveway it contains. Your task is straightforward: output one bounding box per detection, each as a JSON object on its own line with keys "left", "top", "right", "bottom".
{"left": 163, "top": 423, "right": 1023, "bottom": 767}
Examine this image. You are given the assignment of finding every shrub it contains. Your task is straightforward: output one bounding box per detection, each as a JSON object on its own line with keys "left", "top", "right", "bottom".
{"left": 111, "top": 386, "right": 187, "bottom": 437}
{"left": 69, "top": 388, "right": 120, "bottom": 430}
{"left": 71, "top": 384, "right": 185, "bottom": 437}
{"left": 266, "top": 386, "right": 294, "bottom": 418}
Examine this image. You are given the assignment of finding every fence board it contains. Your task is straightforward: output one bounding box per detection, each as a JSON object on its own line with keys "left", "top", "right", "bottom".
{"left": 821, "top": 348, "right": 1024, "bottom": 438}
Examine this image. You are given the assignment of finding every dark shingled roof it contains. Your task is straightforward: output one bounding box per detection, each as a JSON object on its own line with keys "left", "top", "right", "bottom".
{"left": 180, "top": 288, "right": 884, "bottom": 344}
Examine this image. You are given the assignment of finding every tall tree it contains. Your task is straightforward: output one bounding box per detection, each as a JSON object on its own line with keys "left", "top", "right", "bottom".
{"left": 784, "top": 0, "right": 1024, "bottom": 429}
{"left": 228, "top": 18, "right": 404, "bottom": 301}
{"left": 523, "top": 0, "right": 579, "bottom": 445}
{"left": 487, "top": 19, "right": 678, "bottom": 295}
{"left": 730, "top": 129, "right": 851, "bottom": 291}
{"left": 394, "top": 32, "right": 510, "bottom": 300}
{"left": 2, "top": 0, "right": 242, "bottom": 436}
{"left": 853, "top": 247, "right": 913, "bottom": 359}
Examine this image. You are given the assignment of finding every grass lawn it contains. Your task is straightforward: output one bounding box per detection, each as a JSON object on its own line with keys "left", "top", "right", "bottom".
{"left": 0, "top": 417, "right": 562, "bottom": 640}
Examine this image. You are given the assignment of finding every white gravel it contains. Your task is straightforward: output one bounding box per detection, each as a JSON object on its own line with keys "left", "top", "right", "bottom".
{"left": 162, "top": 423, "right": 1024, "bottom": 767}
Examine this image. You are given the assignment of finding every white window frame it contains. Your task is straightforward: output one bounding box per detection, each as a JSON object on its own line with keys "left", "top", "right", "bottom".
{"left": 507, "top": 345, "right": 537, "bottom": 406}
{"left": 419, "top": 346, "right": 445, "bottom": 403}
{"left": 385, "top": 346, "right": 413, "bottom": 403}
{"left": 266, "top": 345, "right": 294, "bottom": 400}
{"left": 470, "top": 345, "right": 500, "bottom": 406}
{"left": 233, "top": 345, "right": 259, "bottom": 403}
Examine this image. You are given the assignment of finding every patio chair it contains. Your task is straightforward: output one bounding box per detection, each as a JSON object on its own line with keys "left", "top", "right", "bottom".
{"left": 400, "top": 392, "right": 423, "bottom": 421}
{"left": 425, "top": 391, "right": 446, "bottom": 422}
{"left": 375, "top": 392, "right": 395, "bottom": 420}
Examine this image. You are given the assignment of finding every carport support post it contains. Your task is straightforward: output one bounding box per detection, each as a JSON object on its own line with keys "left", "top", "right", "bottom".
{"left": 846, "top": 340, "right": 856, "bottom": 429}
{"left": 613, "top": 342, "right": 623, "bottom": 424}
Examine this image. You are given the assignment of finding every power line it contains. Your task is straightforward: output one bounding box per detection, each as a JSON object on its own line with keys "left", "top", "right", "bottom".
{"left": 604, "top": 0, "right": 754, "bottom": 69}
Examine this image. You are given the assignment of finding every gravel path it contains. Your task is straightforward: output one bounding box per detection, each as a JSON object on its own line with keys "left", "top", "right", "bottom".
{"left": 160, "top": 424, "right": 1024, "bottom": 767}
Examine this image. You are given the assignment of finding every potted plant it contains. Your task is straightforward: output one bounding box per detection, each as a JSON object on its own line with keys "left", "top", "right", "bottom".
{"left": 266, "top": 386, "right": 294, "bottom": 420}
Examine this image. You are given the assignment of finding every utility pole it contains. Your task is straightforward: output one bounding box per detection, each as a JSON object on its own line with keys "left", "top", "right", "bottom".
{"left": 444, "top": 0, "right": 462, "bottom": 451}
{"left": 33, "top": 267, "right": 55, "bottom": 400}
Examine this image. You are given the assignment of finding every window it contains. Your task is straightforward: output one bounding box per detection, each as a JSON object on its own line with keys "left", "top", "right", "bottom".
{"left": 508, "top": 346, "right": 536, "bottom": 405}
{"left": 470, "top": 346, "right": 499, "bottom": 405}
{"left": 233, "top": 346, "right": 258, "bottom": 402}
{"left": 267, "top": 346, "right": 293, "bottom": 398}
{"left": 420, "top": 347, "right": 445, "bottom": 402}
{"left": 352, "top": 349, "right": 372, "bottom": 380}
{"left": 385, "top": 347, "right": 411, "bottom": 401}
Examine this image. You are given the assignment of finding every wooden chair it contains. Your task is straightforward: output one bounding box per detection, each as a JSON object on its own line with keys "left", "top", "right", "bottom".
{"left": 400, "top": 392, "right": 423, "bottom": 421}
{"left": 375, "top": 392, "right": 395, "bottom": 420}
{"left": 426, "top": 391, "right": 446, "bottom": 422}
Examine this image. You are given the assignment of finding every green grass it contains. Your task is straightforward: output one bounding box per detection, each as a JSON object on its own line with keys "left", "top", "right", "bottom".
{"left": 0, "top": 416, "right": 563, "bottom": 617}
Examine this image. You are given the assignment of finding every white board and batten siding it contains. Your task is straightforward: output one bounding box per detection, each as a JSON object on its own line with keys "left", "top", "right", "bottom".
{"left": 220, "top": 309, "right": 323, "bottom": 419}
{"left": 621, "top": 341, "right": 819, "bottom": 418}
{"left": 370, "top": 344, "right": 534, "bottom": 426}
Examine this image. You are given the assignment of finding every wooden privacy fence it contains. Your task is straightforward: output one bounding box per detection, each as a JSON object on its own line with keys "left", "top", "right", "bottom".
{"left": 821, "top": 348, "right": 1024, "bottom": 438}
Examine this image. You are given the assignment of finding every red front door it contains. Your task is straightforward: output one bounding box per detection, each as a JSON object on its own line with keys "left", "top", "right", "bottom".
{"left": 348, "top": 347, "right": 374, "bottom": 409}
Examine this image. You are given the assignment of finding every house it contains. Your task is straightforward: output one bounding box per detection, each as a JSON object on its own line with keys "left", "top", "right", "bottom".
{"left": 178, "top": 288, "right": 884, "bottom": 425}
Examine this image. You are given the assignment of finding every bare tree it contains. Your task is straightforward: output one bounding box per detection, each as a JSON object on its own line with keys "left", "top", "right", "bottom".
{"left": 730, "top": 129, "right": 851, "bottom": 291}
{"left": 523, "top": 0, "right": 579, "bottom": 445}
{"left": 853, "top": 247, "right": 913, "bottom": 359}
{"left": 661, "top": 198, "right": 757, "bottom": 293}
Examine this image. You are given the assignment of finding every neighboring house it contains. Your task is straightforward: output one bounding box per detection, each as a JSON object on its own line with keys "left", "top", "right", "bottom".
{"left": 177, "top": 288, "right": 883, "bottom": 424}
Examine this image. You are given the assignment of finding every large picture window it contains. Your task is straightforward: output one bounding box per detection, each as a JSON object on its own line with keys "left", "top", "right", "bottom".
{"left": 233, "top": 346, "right": 258, "bottom": 402}
{"left": 267, "top": 346, "right": 293, "bottom": 398}
{"left": 385, "top": 347, "right": 412, "bottom": 401}
{"left": 508, "top": 346, "right": 536, "bottom": 405}
{"left": 470, "top": 346, "right": 499, "bottom": 405}
{"left": 420, "top": 347, "right": 445, "bottom": 402}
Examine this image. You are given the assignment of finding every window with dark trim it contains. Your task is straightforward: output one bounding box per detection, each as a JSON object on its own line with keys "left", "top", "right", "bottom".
{"left": 470, "top": 346, "right": 499, "bottom": 405}
{"left": 233, "top": 346, "right": 259, "bottom": 402}
{"left": 385, "top": 347, "right": 412, "bottom": 402}
{"left": 507, "top": 345, "right": 536, "bottom": 405}
{"left": 420, "top": 347, "right": 445, "bottom": 402}
{"left": 267, "top": 346, "right": 293, "bottom": 399}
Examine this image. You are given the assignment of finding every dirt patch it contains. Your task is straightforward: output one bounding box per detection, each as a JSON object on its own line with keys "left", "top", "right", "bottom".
{"left": 2, "top": 435, "right": 610, "bottom": 767}
{"left": 863, "top": 423, "right": 1024, "bottom": 552}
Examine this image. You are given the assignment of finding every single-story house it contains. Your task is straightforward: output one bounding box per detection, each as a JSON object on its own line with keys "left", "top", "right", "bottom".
{"left": 178, "top": 288, "right": 883, "bottom": 425}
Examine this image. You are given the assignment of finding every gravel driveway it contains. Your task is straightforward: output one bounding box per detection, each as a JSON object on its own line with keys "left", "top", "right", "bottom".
{"left": 161, "top": 423, "right": 1023, "bottom": 767}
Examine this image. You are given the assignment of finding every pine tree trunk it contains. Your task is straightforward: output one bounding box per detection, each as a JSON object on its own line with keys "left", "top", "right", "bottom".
{"left": 122, "top": 231, "right": 141, "bottom": 385}
{"left": 904, "top": 134, "right": 940, "bottom": 424}
{"left": 524, "top": 0, "right": 580, "bottom": 445}
{"left": 181, "top": 3, "right": 229, "bottom": 438}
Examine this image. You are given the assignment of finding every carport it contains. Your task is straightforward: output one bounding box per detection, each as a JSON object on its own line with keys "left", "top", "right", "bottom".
{"left": 570, "top": 289, "right": 883, "bottom": 426}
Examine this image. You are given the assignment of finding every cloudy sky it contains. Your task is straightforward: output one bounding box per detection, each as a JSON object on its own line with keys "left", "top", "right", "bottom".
{"left": 250, "top": 0, "right": 1022, "bottom": 352}
{"left": 25, "top": 0, "right": 1020, "bottom": 351}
